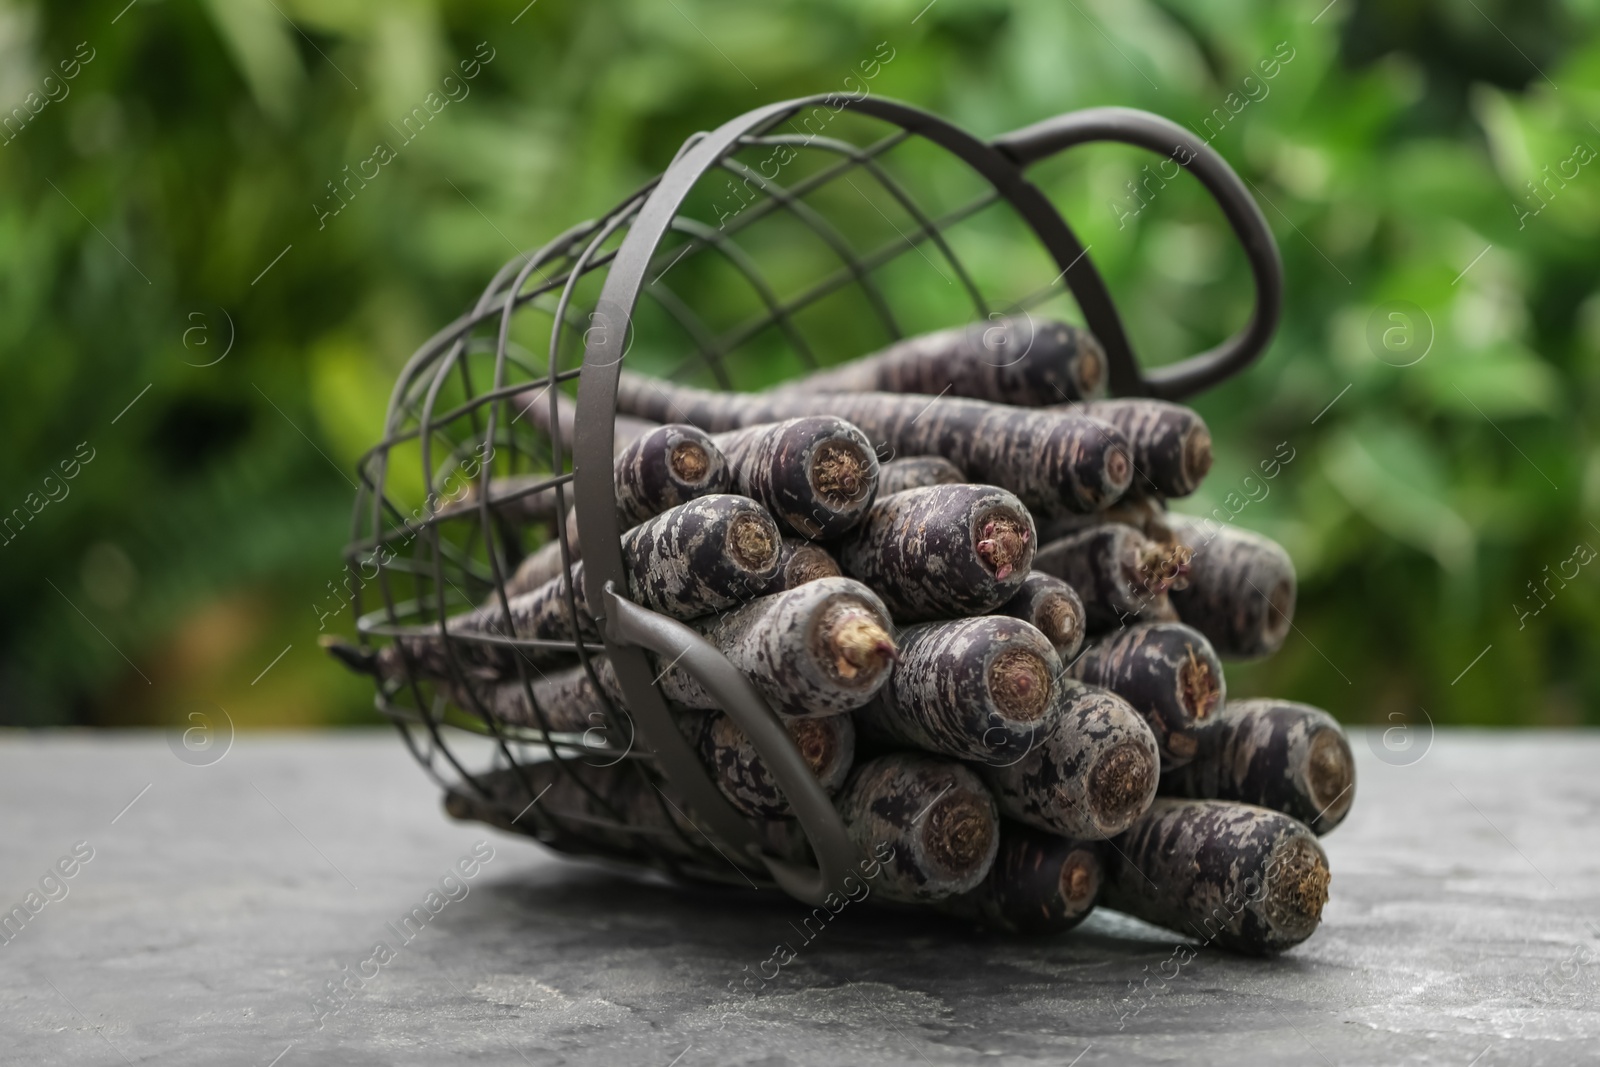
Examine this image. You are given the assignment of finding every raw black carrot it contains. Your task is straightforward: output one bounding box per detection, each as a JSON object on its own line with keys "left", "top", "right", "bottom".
{"left": 774, "top": 316, "right": 1107, "bottom": 405}
{"left": 939, "top": 822, "right": 1103, "bottom": 934}
{"left": 981, "top": 679, "right": 1159, "bottom": 840}
{"left": 690, "top": 710, "right": 856, "bottom": 819}
{"left": 451, "top": 661, "right": 627, "bottom": 736}
{"left": 514, "top": 384, "right": 658, "bottom": 454}
{"left": 877, "top": 455, "right": 965, "bottom": 497}
{"left": 444, "top": 763, "right": 737, "bottom": 867}
{"left": 614, "top": 373, "right": 1133, "bottom": 516}
{"left": 1037, "top": 495, "right": 1173, "bottom": 545}
{"left": 760, "top": 536, "right": 842, "bottom": 594}
{"left": 854, "top": 617, "right": 1061, "bottom": 763}
{"left": 835, "top": 753, "right": 999, "bottom": 902}
{"left": 838, "top": 484, "right": 1035, "bottom": 621}
{"left": 1101, "top": 798, "right": 1331, "bottom": 955}
{"left": 1033, "top": 523, "right": 1190, "bottom": 633}
{"left": 333, "top": 496, "right": 782, "bottom": 684}
{"left": 1164, "top": 514, "right": 1297, "bottom": 660}
{"left": 711, "top": 416, "right": 878, "bottom": 539}
{"left": 1074, "top": 399, "right": 1212, "bottom": 499}
{"left": 1160, "top": 699, "right": 1355, "bottom": 835}
{"left": 503, "top": 538, "right": 568, "bottom": 598}
{"left": 656, "top": 577, "right": 896, "bottom": 718}
{"left": 998, "top": 571, "right": 1086, "bottom": 660}
{"left": 1071, "top": 622, "right": 1225, "bottom": 770}
{"left": 613, "top": 423, "right": 733, "bottom": 526}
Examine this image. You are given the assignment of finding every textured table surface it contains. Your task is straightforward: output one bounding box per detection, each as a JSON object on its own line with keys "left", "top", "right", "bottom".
{"left": 1, "top": 729, "right": 1596, "bottom": 1066}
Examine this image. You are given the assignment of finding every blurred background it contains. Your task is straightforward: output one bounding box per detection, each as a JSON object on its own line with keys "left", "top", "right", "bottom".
{"left": 1, "top": 0, "right": 1595, "bottom": 730}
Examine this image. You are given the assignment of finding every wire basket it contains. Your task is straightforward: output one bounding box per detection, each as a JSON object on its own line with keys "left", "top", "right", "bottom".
{"left": 342, "top": 96, "right": 1283, "bottom": 906}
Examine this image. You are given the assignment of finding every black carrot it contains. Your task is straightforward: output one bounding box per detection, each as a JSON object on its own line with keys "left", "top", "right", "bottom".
{"left": 614, "top": 373, "right": 1132, "bottom": 516}
{"left": 1070, "top": 622, "right": 1225, "bottom": 769}
{"left": 854, "top": 616, "right": 1061, "bottom": 763}
{"left": 690, "top": 710, "right": 855, "bottom": 819}
{"left": 980, "top": 680, "right": 1160, "bottom": 840}
{"left": 939, "top": 822, "right": 1102, "bottom": 934}
{"left": 1164, "top": 514, "right": 1297, "bottom": 660}
{"left": 1074, "top": 399, "right": 1212, "bottom": 499}
{"left": 877, "top": 455, "right": 965, "bottom": 496}
{"left": 998, "top": 571, "right": 1086, "bottom": 660}
{"left": 774, "top": 316, "right": 1107, "bottom": 405}
{"left": 835, "top": 753, "right": 999, "bottom": 902}
{"left": 838, "top": 483, "right": 1035, "bottom": 621}
{"left": 1160, "top": 699, "right": 1355, "bottom": 835}
{"left": 655, "top": 576, "right": 896, "bottom": 718}
{"left": 712, "top": 416, "right": 878, "bottom": 539}
{"left": 1033, "top": 523, "right": 1189, "bottom": 633}
{"left": 1101, "top": 798, "right": 1331, "bottom": 955}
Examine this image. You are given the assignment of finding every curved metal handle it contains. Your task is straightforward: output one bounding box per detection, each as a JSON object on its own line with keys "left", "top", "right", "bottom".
{"left": 994, "top": 106, "right": 1284, "bottom": 399}
{"left": 602, "top": 585, "right": 866, "bottom": 907}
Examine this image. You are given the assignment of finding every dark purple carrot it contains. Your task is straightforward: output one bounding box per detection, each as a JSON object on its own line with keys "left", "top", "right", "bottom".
{"left": 1071, "top": 622, "right": 1225, "bottom": 770}
{"left": 877, "top": 455, "right": 965, "bottom": 497}
{"left": 998, "top": 571, "right": 1086, "bottom": 661}
{"left": 503, "top": 538, "right": 569, "bottom": 599}
{"left": 854, "top": 617, "right": 1061, "bottom": 763}
{"left": 515, "top": 384, "right": 658, "bottom": 454}
{"left": 712, "top": 416, "right": 879, "bottom": 539}
{"left": 444, "top": 762, "right": 740, "bottom": 868}
{"left": 1033, "top": 523, "right": 1190, "bottom": 633}
{"left": 333, "top": 496, "right": 782, "bottom": 684}
{"left": 1038, "top": 495, "right": 1173, "bottom": 544}
{"left": 1160, "top": 699, "right": 1355, "bottom": 835}
{"left": 838, "top": 484, "right": 1035, "bottom": 621}
{"left": 835, "top": 753, "right": 999, "bottom": 902}
{"left": 448, "top": 661, "right": 628, "bottom": 737}
{"left": 980, "top": 680, "right": 1159, "bottom": 840}
{"left": 760, "top": 536, "right": 842, "bottom": 594}
{"left": 939, "top": 822, "right": 1103, "bottom": 934}
{"left": 1101, "top": 798, "right": 1331, "bottom": 955}
{"left": 1071, "top": 400, "right": 1212, "bottom": 499}
{"left": 774, "top": 317, "right": 1108, "bottom": 405}
{"left": 485, "top": 421, "right": 728, "bottom": 551}
{"left": 690, "top": 710, "right": 856, "bottom": 819}
{"left": 1164, "top": 514, "right": 1297, "bottom": 660}
{"left": 614, "top": 373, "right": 1132, "bottom": 516}
{"left": 657, "top": 577, "right": 896, "bottom": 718}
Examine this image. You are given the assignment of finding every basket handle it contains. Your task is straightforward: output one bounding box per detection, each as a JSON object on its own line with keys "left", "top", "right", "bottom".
{"left": 602, "top": 585, "right": 867, "bottom": 906}
{"left": 993, "top": 106, "right": 1284, "bottom": 400}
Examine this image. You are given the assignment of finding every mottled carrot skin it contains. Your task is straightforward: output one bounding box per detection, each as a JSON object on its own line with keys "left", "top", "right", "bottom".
{"left": 712, "top": 417, "right": 878, "bottom": 539}
{"left": 1075, "top": 399, "right": 1212, "bottom": 499}
{"left": 1033, "top": 524, "right": 1185, "bottom": 633}
{"left": 877, "top": 455, "right": 965, "bottom": 496}
{"left": 838, "top": 484, "right": 1036, "bottom": 622}
{"left": 1101, "top": 798, "right": 1331, "bottom": 955}
{"left": 1165, "top": 514, "right": 1297, "bottom": 660}
{"left": 444, "top": 763, "right": 743, "bottom": 868}
{"left": 854, "top": 617, "right": 1062, "bottom": 763}
{"left": 386, "top": 496, "right": 781, "bottom": 682}
{"left": 1160, "top": 700, "right": 1355, "bottom": 835}
{"left": 613, "top": 423, "right": 732, "bottom": 526}
{"left": 690, "top": 710, "right": 856, "bottom": 819}
{"left": 613, "top": 373, "right": 1132, "bottom": 516}
{"left": 836, "top": 754, "right": 999, "bottom": 903}
{"left": 939, "top": 822, "right": 1103, "bottom": 934}
{"left": 503, "top": 538, "right": 569, "bottom": 599}
{"left": 980, "top": 680, "right": 1160, "bottom": 840}
{"left": 775, "top": 317, "right": 1108, "bottom": 405}
{"left": 654, "top": 577, "right": 896, "bottom": 718}
{"left": 759, "top": 537, "right": 842, "bottom": 595}
{"left": 1071, "top": 622, "right": 1225, "bottom": 770}
{"left": 998, "top": 571, "right": 1086, "bottom": 661}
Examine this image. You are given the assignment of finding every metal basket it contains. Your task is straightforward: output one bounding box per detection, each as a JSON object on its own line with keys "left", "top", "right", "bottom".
{"left": 343, "top": 96, "right": 1283, "bottom": 906}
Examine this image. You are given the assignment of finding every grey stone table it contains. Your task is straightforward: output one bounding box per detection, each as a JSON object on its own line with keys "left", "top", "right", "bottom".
{"left": 2, "top": 730, "right": 1596, "bottom": 1066}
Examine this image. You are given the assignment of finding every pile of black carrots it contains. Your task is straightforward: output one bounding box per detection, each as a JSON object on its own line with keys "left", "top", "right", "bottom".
{"left": 330, "top": 315, "right": 1353, "bottom": 955}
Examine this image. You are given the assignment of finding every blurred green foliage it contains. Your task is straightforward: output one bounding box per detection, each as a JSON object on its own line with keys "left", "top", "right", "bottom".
{"left": 1, "top": 0, "right": 1596, "bottom": 729}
